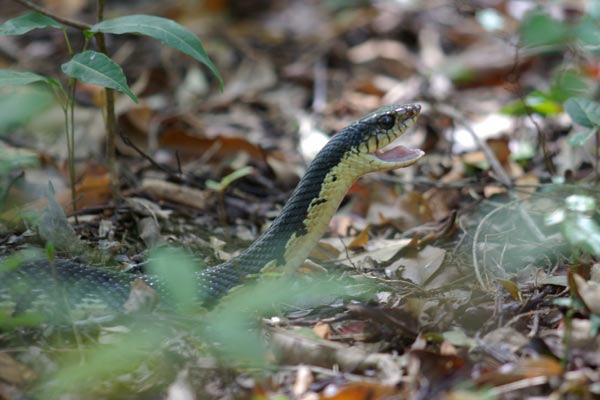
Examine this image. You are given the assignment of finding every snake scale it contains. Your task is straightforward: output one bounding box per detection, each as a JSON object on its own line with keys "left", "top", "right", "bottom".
{"left": 0, "top": 104, "right": 423, "bottom": 321}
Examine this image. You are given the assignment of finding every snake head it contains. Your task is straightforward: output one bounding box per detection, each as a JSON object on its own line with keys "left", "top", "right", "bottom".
{"left": 339, "top": 103, "right": 424, "bottom": 173}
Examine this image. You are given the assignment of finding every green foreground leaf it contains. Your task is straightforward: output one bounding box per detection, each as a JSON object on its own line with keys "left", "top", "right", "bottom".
{"left": 0, "top": 12, "right": 63, "bottom": 36}
{"left": 0, "top": 85, "right": 54, "bottom": 133}
{"left": 0, "top": 70, "right": 58, "bottom": 88}
{"left": 61, "top": 51, "right": 138, "bottom": 102}
{"left": 568, "top": 128, "right": 596, "bottom": 147}
{"left": 89, "top": 15, "right": 223, "bottom": 89}
{"left": 520, "top": 12, "right": 570, "bottom": 48}
{"left": 564, "top": 97, "right": 600, "bottom": 128}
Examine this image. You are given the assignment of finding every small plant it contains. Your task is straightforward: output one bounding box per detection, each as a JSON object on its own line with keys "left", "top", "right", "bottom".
{"left": 0, "top": 4, "right": 223, "bottom": 210}
{"left": 206, "top": 166, "right": 254, "bottom": 228}
{"left": 564, "top": 97, "right": 600, "bottom": 179}
{"left": 502, "top": 9, "right": 600, "bottom": 175}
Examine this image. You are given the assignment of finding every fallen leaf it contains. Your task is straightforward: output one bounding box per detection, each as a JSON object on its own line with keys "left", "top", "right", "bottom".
{"left": 348, "top": 226, "right": 370, "bottom": 250}
{"left": 123, "top": 278, "right": 159, "bottom": 314}
{"left": 158, "top": 128, "right": 274, "bottom": 166}
{"left": 0, "top": 352, "right": 36, "bottom": 384}
{"left": 497, "top": 278, "right": 522, "bottom": 301}
{"left": 574, "top": 274, "right": 600, "bottom": 315}
{"left": 322, "top": 382, "right": 395, "bottom": 400}
{"left": 293, "top": 366, "right": 314, "bottom": 397}
{"left": 313, "top": 321, "right": 330, "bottom": 339}
{"left": 318, "top": 237, "right": 413, "bottom": 270}
{"left": 389, "top": 245, "right": 446, "bottom": 287}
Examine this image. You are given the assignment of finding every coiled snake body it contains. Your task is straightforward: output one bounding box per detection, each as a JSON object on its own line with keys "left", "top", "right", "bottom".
{"left": 0, "top": 104, "right": 423, "bottom": 320}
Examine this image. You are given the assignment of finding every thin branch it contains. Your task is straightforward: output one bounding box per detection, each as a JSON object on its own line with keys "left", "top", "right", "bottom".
{"left": 12, "top": 0, "right": 91, "bottom": 30}
{"left": 118, "top": 129, "right": 175, "bottom": 175}
{"left": 434, "top": 103, "right": 513, "bottom": 187}
{"left": 508, "top": 42, "right": 555, "bottom": 175}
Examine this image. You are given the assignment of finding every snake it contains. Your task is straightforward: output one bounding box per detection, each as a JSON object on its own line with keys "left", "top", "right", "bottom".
{"left": 0, "top": 104, "right": 423, "bottom": 321}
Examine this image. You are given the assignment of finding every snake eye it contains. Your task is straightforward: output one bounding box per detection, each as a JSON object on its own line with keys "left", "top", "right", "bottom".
{"left": 378, "top": 115, "right": 395, "bottom": 130}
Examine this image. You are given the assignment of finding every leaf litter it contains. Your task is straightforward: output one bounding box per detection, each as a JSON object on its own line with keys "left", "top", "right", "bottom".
{"left": 1, "top": 1, "right": 600, "bottom": 399}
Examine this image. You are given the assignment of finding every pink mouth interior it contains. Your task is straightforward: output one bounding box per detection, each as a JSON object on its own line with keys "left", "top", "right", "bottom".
{"left": 374, "top": 145, "right": 424, "bottom": 162}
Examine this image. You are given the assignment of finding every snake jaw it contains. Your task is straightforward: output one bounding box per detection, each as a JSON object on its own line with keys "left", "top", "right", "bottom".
{"left": 373, "top": 145, "right": 424, "bottom": 166}
{"left": 368, "top": 104, "right": 424, "bottom": 168}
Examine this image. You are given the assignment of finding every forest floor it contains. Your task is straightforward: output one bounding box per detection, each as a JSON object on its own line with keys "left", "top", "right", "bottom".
{"left": 0, "top": 1, "right": 599, "bottom": 399}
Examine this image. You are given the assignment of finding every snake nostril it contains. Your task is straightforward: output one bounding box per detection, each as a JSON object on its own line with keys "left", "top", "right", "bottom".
{"left": 403, "top": 104, "right": 420, "bottom": 118}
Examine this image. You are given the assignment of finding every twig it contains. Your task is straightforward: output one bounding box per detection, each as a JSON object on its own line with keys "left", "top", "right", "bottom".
{"left": 472, "top": 200, "right": 517, "bottom": 289}
{"left": 509, "top": 42, "right": 555, "bottom": 175}
{"left": 118, "top": 130, "right": 175, "bottom": 175}
{"left": 434, "top": 103, "right": 512, "bottom": 187}
{"left": 435, "top": 103, "right": 548, "bottom": 285}
{"left": 12, "top": 0, "right": 91, "bottom": 30}
{"left": 489, "top": 376, "right": 549, "bottom": 396}
{"left": 93, "top": 0, "right": 121, "bottom": 201}
{"left": 594, "top": 126, "right": 600, "bottom": 183}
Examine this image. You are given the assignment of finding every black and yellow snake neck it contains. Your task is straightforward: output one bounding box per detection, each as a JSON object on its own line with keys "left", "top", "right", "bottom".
{"left": 1, "top": 104, "right": 424, "bottom": 316}
{"left": 200, "top": 104, "right": 424, "bottom": 299}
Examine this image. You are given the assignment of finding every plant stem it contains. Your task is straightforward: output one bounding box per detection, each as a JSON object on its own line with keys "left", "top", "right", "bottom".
{"left": 68, "top": 79, "right": 77, "bottom": 213}
{"left": 595, "top": 127, "right": 599, "bottom": 183}
{"left": 95, "top": 0, "right": 120, "bottom": 201}
{"left": 11, "top": 0, "right": 91, "bottom": 30}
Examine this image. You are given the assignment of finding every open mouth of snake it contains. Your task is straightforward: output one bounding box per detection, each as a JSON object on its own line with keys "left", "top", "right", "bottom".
{"left": 374, "top": 140, "right": 424, "bottom": 163}
{"left": 374, "top": 145, "right": 423, "bottom": 162}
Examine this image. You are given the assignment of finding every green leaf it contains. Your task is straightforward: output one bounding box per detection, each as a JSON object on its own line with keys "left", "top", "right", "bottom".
{"left": 146, "top": 247, "right": 199, "bottom": 311}
{"left": 501, "top": 91, "right": 562, "bottom": 116}
{"left": 520, "top": 12, "right": 570, "bottom": 48}
{"left": 89, "top": 15, "right": 223, "bottom": 89}
{"left": 0, "top": 85, "right": 55, "bottom": 133}
{"left": 206, "top": 166, "right": 254, "bottom": 191}
{"left": 550, "top": 69, "right": 595, "bottom": 102}
{"left": 568, "top": 128, "right": 596, "bottom": 147}
{"left": 501, "top": 99, "right": 527, "bottom": 116}
{"left": 61, "top": 51, "right": 138, "bottom": 102}
{"left": 0, "top": 70, "right": 59, "bottom": 88}
{"left": 525, "top": 91, "right": 562, "bottom": 115}
{"left": 564, "top": 97, "right": 600, "bottom": 128}
{"left": 0, "top": 12, "right": 63, "bottom": 36}
{"left": 574, "top": 15, "right": 600, "bottom": 56}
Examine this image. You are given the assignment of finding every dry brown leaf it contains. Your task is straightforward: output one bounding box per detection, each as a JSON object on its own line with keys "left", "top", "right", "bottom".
{"left": 367, "top": 191, "right": 433, "bottom": 230}
{"left": 574, "top": 274, "right": 600, "bottom": 315}
{"left": 497, "top": 279, "right": 522, "bottom": 301}
{"left": 0, "top": 353, "right": 36, "bottom": 385}
{"left": 60, "top": 168, "right": 112, "bottom": 214}
{"left": 486, "top": 137, "right": 510, "bottom": 165}
{"left": 319, "top": 237, "right": 413, "bottom": 270}
{"left": 477, "top": 356, "right": 562, "bottom": 387}
{"left": 123, "top": 278, "right": 160, "bottom": 314}
{"left": 390, "top": 245, "right": 446, "bottom": 287}
{"left": 329, "top": 213, "right": 367, "bottom": 237}
{"left": 514, "top": 173, "right": 540, "bottom": 200}
{"left": 321, "top": 382, "right": 395, "bottom": 400}
{"left": 518, "top": 357, "right": 563, "bottom": 378}
{"left": 348, "top": 226, "right": 370, "bottom": 250}
{"left": 313, "top": 321, "right": 331, "bottom": 339}
{"left": 220, "top": 58, "right": 276, "bottom": 103}
{"left": 159, "top": 128, "right": 273, "bottom": 166}
{"left": 440, "top": 341, "right": 458, "bottom": 356}
{"left": 423, "top": 187, "right": 460, "bottom": 221}
{"left": 1, "top": 163, "right": 112, "bottom": 225}
{"left": 293, "top": 366, "right": 314, "bottom": 397}
{"left": 310, "top": 241, "right": 342, "bottom": 262}
{"left": 483, "top": 185, "right": 507, "bottom": 198}
{"left": 461, "top": 151, "right": 487, "bottom": 167}
{"left": 408, "top": 350, "right": 465, "bottom": 381}
{"left": 298, "top": 259, "right": 328, "bottom": 275}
